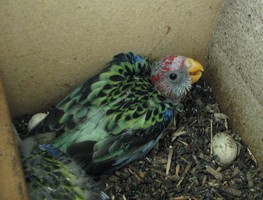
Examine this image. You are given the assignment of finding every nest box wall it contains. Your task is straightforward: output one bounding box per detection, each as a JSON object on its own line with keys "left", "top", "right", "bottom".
{"left": 0, "top": 0, "right": 222, "bottom": 116}
{"left": 206, "top": 0, "right": 263, "bottom": 169}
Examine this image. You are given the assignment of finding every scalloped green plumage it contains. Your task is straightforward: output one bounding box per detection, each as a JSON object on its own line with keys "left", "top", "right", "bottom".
{"left": 28, "top": 52, "right": 177, "bottom": 174}
{"left": 23, "top": 145, "right": 104, "bottom": 200}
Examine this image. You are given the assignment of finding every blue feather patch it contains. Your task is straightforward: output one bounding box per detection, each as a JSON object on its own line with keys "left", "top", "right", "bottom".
{"left": 39, "top": 144, "right": 61, "bottom": 159}
{"left": 133, "top": 54, "right": 144, "bottom": 63}
{"left": 164, "top": 110, "right": 173, "bottom": 122}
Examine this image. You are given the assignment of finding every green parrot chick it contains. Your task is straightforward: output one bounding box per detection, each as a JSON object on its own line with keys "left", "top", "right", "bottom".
{"left": 26, "top": 52, "right": 204, "bottom": 175}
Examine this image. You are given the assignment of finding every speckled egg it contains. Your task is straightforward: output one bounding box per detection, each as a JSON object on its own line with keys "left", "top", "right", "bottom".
{"left": 212, "top": 132, "right": 238, "bottom": 165}
{"left": 28, "top": 113, "right": 48, "bottom": 131}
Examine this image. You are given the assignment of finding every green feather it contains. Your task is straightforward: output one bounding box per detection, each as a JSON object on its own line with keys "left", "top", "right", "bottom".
{"left": 22, "top": 145, "right": 106, "bottom": 200}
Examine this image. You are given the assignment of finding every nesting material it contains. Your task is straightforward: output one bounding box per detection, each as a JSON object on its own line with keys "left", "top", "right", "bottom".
{"left": 14, "top": 80, "right": 263, "bottom": 200}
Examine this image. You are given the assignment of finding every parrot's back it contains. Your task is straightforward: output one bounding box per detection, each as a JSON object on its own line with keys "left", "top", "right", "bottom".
{"left": 23, "top": 144, "right": 108, "bottom": 200}
{"left": 28, "top": 52, "right": 174, "bottom": 174}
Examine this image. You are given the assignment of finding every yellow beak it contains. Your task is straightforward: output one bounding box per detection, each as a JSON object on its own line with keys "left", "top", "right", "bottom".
{"left": 185, "top": 58, "right": 204, "bottom": 84}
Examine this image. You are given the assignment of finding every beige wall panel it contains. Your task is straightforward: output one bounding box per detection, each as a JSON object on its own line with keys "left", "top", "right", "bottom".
{"left": 0, "top": 0, "right": 222, "bottom": 116}
{"left": 206, "top": 0, "right": 263, "bottom": 169}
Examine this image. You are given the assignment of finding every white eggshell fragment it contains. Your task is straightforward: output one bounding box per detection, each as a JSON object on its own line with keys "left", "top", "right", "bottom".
{"left": 212, "top": 132, "right": 238, "bottom": 165}
{"left": 28, "top": 113, "right": 48, "bottom": 131}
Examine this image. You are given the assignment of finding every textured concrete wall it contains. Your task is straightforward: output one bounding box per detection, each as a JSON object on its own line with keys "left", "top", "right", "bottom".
{"left": 206, "top": 0, "right": 263, "bottom": 169}
{"left": 0, "top": 0, "right": 222, "bottom": 116}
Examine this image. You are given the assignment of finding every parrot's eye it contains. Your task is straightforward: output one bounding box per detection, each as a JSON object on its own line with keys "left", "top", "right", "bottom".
{"left": 169, "top": 73, "right": 177, "bottom": 80}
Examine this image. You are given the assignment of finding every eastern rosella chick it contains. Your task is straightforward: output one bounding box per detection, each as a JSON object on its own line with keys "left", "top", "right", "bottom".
{"left": 25, "top": 52, "right": 204, "bottom": 175}
{"left": 22, "top": 144, "right": 109, "bottom": 200}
